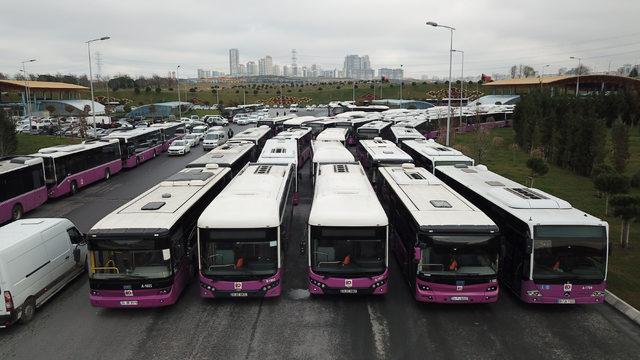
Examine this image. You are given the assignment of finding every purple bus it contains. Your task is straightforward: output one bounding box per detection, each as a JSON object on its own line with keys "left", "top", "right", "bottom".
{"left": 87, "top": 165, "right": 232, "bottom": 308}
{"left": 437, "top": 164, "right": 608, "bottom": 304}
{"left": 0, "top": 156, "right": 48, "bottom": 224}
{"left": 308, "top": 162, "right": 389, "bottom": 295}
{"left": 150, "top": 122, "right": 186, "bottom": 151}
{"left": 33, "top": 140, "right": 123, "bottom": 198}
{"left": 103, "top": 127, "right": 164, "bottom": 168}
{"left": 378, "top": 164, "right": 500, "bottom": 303}
{"left": 198, "top": 163, "right": 295, "bottom": 298}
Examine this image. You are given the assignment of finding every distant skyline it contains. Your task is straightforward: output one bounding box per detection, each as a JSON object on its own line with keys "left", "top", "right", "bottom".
{"left": 1, "top": 0, "right": 640, "bottom": 79}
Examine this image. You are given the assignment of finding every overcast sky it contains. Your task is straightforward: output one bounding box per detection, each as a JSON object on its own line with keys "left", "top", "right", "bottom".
{"left": 1, "top": 0, "right": 639, "bottom": 79}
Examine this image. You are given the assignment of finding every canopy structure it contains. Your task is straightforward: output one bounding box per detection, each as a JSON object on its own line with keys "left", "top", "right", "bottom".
{"left": 483, "top": 75, "right": 640, "bottom": 95}
{"left": 0, "top": 80, "right": 89, "bottom": 116}
{"left": 0, "top": 80, "right": 88, "bottom": 91}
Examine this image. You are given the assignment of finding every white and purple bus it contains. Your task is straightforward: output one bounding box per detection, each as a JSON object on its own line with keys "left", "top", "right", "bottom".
{"left": 87, "top": 165, "right": 232, "bottom": 308}
{"left": 33, "top": 140, "right": 122, "bottom": 198}
{"left": 316, "top": 127, "right": 350, "bottom": 146}
{"left": 282, "top": 116, "right": 318, "bottom": 131}
{"left": 378, "top": 164, "right": 500, "bottom": 303}
{"left": 393, "top": 118, "right": 433, "bottom": 138}
{"left": 198, "top": 162, "right": 295, "bottom": 298}
{"left": 103, "top": 127, "right": 164, "bottom": 168}
{"left": 401, "top": 138, "right": 474, "bottom": 174}
{"left": 0, "top": 156, "right": 47, "bottom": 224}
{"left": 385, "top": 126, "right": 425, "bottom": 145}
{"left": 308, "top": 162, "right": 389, "bottom": 295}
{"left": 356, "top": 138, "right": 413, "bottom": 184}
{"left": 436, "top": 164, "right": 609, "bottom": 304}
{"left": 256, "top": 115, "right": 294, "bottom": 136}
{"left": 186, "top": 140, "right": 256, "bottom": 175}
{"left": 355, "top": 120, "right": 393, "bottom": 142}
{"left": 231, "top": 126, "right": 272, "bottom": 154}
{"left": 150, "top": 122, "right": 186, "bottom": 151}
{"left": 307, "top": 118, "right": 338, "bottom": 138}
{"left": 334, "top": 118, "right": 373, "bottom": 146}
{"left": 273, "top": 127, "right": 313, "bottom": 169}
{"left": 258, "top": 138, "right": 300, "bottom": 205}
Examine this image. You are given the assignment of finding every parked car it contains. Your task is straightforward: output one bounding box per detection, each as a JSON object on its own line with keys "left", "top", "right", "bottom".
{"left": 233, "top": 114, "right": 249, "bottom": 124}
{"left": 184, "top": 133, "right": 200, "bottom": 147}
{"left": 0, "top": 218, "right": 87, "bottom": 327}
{"left": 167, "top": 139, "right": 191, "bottom": 155}
{"left": 190, "top": 115, "right": 200, "bottom": 121}
{"left": 191, "top": 125, "right": 208, "bottom": 141}
{"left": 203, "top": 115, "right": 228, "bottom": 126}
{"left": 202, "top": 129, "right": 228, "bottom": 150}
{"left": 248, "top": 114, "right": 260, "bottom": 124}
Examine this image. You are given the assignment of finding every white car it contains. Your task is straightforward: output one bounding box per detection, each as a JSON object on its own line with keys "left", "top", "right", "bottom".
{"left": 202, "top": 130, "right": 228, "bottom": 150}
{"left": 168, "top": 139, "right": 191, "bottom": 155}
{"left": 248, "top": 114, "right": 260, "bottom": 124}
{"left": 234, "top": 114, "right": 249, "bottom": 124}
{"left": 190, "top": 115, "right": 200, "bottom": 121}
{"left": 191, "top": 125, "right": 208, "bottom": 141}
{"left": 184, "top": 134, "right": 200, "bottom": 147}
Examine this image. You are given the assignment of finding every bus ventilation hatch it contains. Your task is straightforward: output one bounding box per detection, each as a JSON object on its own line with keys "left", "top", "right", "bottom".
{"left": 505, "top": 188, "right": 548, "bottom": 200}
{"left": 254, "top": 165, "right": 272, "bottom": 174}
{"left": 333, "top": 164, "right": 349, "bottom": 173}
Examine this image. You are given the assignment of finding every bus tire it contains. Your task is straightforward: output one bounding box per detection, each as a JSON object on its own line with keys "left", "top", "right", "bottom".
{"left": 105, "top": 168, "right": 111, "bottom": 180}
{"left": 70, "top": 181, "right": 78, "bottom": 195}
{"left": 20, "top": 298, "right": 36, "bottom": 324}
{"left": 11, "top": 204, "right": 23, "bottom": 221}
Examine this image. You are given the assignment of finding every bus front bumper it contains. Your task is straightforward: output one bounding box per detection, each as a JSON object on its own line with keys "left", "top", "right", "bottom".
{"left": 89, "top": 288, "right": 177, "bottom": 308}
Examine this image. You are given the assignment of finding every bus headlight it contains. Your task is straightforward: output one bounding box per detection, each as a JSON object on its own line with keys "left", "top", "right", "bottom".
{"left": 309, "top": 278, "right": 327, "bottom": 289}
{"left": 486, "top": 286, "right": 498, "bottom": 292}
{"left": 527, "top": 290, "right": 541, "bottom": 297}
{"left": 418, "top": 284, "right": 431, "bottom": 291}
{"left": 592, "top": 291, "right": 605, "bottom": 297}
{"left": 200, "top": 282, "right": 215, "bottom": 292}
{"left": 261, "top": 280, "right": 280, "bottom": 292}
{"left": 371, "top": 279, "right": 386, "bottom": 289}
{"left": 158, "top": 288, "right": 170, "bottom": 295}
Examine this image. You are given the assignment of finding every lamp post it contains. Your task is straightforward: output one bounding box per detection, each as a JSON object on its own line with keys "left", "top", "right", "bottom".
{"left": 539, "top": 64, "right": 550, "bottom": 89}
{"left": 176, "top": 65, "right": 182, "bottom": 119}
{"left": 86, "top": 36, "right": 110, "bottom": 137}
{"left": 451, "top": 50, "right": 464, "bottom": 127}
{"left": 427, "top": 21, "right": 455, "bottom": 146}
{"left": 20, "top": 59, "right": 36, "bottom": 128}
{"left": 399, "top": 64, "right": 404, "bottom": 103}
{"left": 570, "top": 56, "right": 582, "bottom": 97}
{"left": 352, "top": 81, "right": 355, "bottom": 102}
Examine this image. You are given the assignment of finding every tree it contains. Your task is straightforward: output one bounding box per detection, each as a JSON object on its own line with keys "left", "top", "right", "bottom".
{"left": 594, "top": 173, "right": 630, "bottom": 215}
{"left": 611, "top": 120, "right": 630, "bottom": 172}
{"left": 630, "top": 67, "right": 639, "bottom": 78}
{"left": 610, "top": 195, "right": 640, "bottom": 248}
{"left": 526, "top": 158, "right": 549, "bottom": 186}
{"left": 145, "top": 86, "right": 152, "bottom": 93}
{"left": 123, "top": 104, "right": 132, "bottom": 113}
{"left": 469, "top": 127, "right": 492, "bottom": 164}
{"left": 632, "top": 171, "right": 640, "bottom": 188}
{"left": 0, "top": 110, "right": 17, "bottom": 156}
{"left": 510, "top": 65, "right": 517, "bottom": 79}
{"left": 155, "top": 87, "right": 161, "bottom": 94}
{"left": 45, "top": 105, "right": 57, "bottom": 117}
{"left": 591, "top": 163, "right": 614, "bottom": 179}
{"left": 134, "top": 87, "right": 140, "bottom": 95}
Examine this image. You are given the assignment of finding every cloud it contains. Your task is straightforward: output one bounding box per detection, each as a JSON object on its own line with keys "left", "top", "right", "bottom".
{"left": 1, "top": 0, "right": 639, "bottom": 78}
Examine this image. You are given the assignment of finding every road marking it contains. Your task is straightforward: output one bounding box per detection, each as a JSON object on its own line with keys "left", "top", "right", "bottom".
{"left": 367, "top": 302, "right": 389, "bottom": 360}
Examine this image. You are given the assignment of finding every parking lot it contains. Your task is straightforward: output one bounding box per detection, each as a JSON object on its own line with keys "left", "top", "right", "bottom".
{"left": 1, "top": 123, "right": 639, "bottom": 360}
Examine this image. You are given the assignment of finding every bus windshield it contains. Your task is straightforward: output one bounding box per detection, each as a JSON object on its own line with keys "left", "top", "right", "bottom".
{"left": 311, "top": 226, "right": 386, "bottom": 276}
{"left": 418, "top": 235, "right": 498, "bottom": 276}
{"left": 533, "top": 225, "right": 607, "bottom": 281}
{"left": 89, "top": 249, "right": 171, "bottom": 279}
{"left": 200, "top": 228, "right": 278, "bottom": 279}
{"left": 357, "top": 129, "right": 381, "bottom": 140}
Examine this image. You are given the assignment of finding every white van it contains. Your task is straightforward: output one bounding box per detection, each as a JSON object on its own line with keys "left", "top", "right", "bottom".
{"left": 0, "top": 218, "right": 87, "bottom": 327}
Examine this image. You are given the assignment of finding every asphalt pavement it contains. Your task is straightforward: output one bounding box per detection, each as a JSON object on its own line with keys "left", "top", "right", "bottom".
{"left": 1, "top": 122, "right": 640, "bottom": 360}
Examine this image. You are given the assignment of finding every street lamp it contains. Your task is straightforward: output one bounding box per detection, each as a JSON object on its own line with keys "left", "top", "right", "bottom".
{"left": 176, "top": 65, "right": 182, "bottom": 119}
{"left": 352, "top": 81, "right": 355, "bottom": 102}
{"left": 399, "top": 64, "right": 404, "bottom": 103}
{"left": 427, "top": 21, "right": 455, "bottom": 146}
{"left": 451, "top": 50, "right": 464, "bottom": 127}
{"left": 539, "top": 64, "right": 550, "bottom": 89}
{"left": 570, "top": 56, "right": 582, "bottom": 97}
{"left": 20, "top": 59, "right": 36, "bottom": 129}
{"left": 86, "top": 36, "right": 110, "bottom": 137}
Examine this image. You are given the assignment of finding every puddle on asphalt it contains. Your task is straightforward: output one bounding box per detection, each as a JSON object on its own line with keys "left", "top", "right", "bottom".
{"left": 288, "top": 289, "right": 310, "bottom": 300}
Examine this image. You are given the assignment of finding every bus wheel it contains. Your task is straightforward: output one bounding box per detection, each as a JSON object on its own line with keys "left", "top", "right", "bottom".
{"left": 70, "top": 181, "right": 78, "bottom": 195}
{"left": 105, "top": 168, "right": 111, "bottom": 180}
{"left": 11, "top": 204, "right": 23, "bottom": 221}
{"left": 20, "top": 298, "right": 36, "bottom": 324}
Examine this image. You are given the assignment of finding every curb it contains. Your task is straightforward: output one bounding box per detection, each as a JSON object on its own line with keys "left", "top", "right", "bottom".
{"left": 605, "top": 290, "right": 640, "bottom": 325}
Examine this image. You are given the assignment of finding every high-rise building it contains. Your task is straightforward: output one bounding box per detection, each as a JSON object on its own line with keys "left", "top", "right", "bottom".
{"left": 273, "top": 64, "right": 281, "bottom": 76}
{"left": 378, "top": 68, "right": 403, "bottom": 80}
{"left": 344, "top": 54, "right": 374, "bottom": 80}
{"left": 197, "top": 69, "right": 211, "bottom": 78}
{"left": 229, "top": 48, "right": 240, "bottom": 76}
{"left": 246, "top": 61, "right": 258, "bottom": 76}
{"left": 283, "top": 65, "right": 291, "bottom": 77}
{"left": 238, "top": 63, "right": 246, "bottom": 75}
{"left": 264, "top": 56, "right": 273, "bottom": 76}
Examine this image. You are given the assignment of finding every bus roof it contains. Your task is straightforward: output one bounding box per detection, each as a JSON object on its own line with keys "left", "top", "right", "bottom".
{"left": 274, "top": 127, "right": 312, "bottom": 140}
{"left": 231, "top": 126, "right": 271, "bottom": 142}
{"left": 309, "top": 118, "right": 339, "bottom": 125}
{"left": 103, "top": 126, "right": 161, "bottom": 140}
{"left": 0, "top": 156, "right": 43, "bottom": 175}
{"left": 335, "top": 111, "right": 367, "bottom": 119}
{"left": 389, "top": 126, "right": 424, "bottom": 140}
{"left": 394, "top": 118, "right": 430, "bottom": 127}
{"left": 283, "top": 116, "right": 318, "bottom": 126}
{"left": 257, "top": 115, "right": 296, "bottom": 124}
{"left": 379, "top": 165, "right": 498, "bottom": 232}
{"left": 198, "top": 163, "right": 293, "bottom": 229}
{"left": 436, "top": 164, "right": 606, "bottom": 227}
{"left": 90, "top": 166, "right": 231, "bottom": 234}
{"left": 309, "top": 162, "right": 387, "bottom": 227}
{"left": 359, "top": 138, "right": 413, "bottom": 163}
{"left": 149, "top": 122, "right": 183, "bottom": 130}
{"left": 335, "top": 117, "right": 372, "bottom": 126}
{"left": 403, "top": 138, "right": 474, "bottom": 164}
{"left": 316, "top": 128, "right": 349, "bottom": 142}
{"left": 32, "top": 139, "right": 120, "bottom": 159}
{"left": 258, "top": 139, "right": 297, "bottom": 165}
{"left": 187, "top": 141, "right": 255, "bottom": 168}
{"left": 357, "top": 120, "right": 392, "bottom": 132}
{"left": 311, "top": 141, "right": 355, "bottom": 164}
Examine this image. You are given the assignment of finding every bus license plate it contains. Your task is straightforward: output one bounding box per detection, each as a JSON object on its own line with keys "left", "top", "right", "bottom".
{"left": 230, "top": 292, "right": 248, "bottom": 297}
{"left": 119, "top": 301, "right": 138, "bottom": 306}
{"left": 340, "top": 289, "right": 358, "bottom": 294}
{"left": 451, "top": 296, "right": 469, "bottom": 301}
{"left": 558, "top": 299, "right": 575, "bottom": 304}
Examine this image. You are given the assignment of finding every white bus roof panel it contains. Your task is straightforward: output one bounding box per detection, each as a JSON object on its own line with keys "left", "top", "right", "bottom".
{"left": 359, "top": 139, "right": 413, "bottom": 163}
{"left": 403, "top": 138, "right": 474, "bottom": 164}
{"left": 0, "top": 156, "right": 43, "bottom": 175}
{"left": 316, "top": 128, "right": 349, "bottom": 142}
{"left": 311, "top": 141, "right": 355, "bottom": 164}
{"left": 188, "top": 141, "right": 254, "bottom": 168}
{"left": 231, "top": 126, "right": 271, "bottom": 142}
{"left": 309, "top": 163, "right": 387, "bottom": 227}
{"left": 32, "top": 139, "right": 120, "bottom": 159}
{"left": 274, "top": 127, "right": 311, "bottom": 140}
{"left": 258, "top": 139, "right": 298, "bottom": 165}
{"left": 389, "top": 126, "right": 424, "bottom": 140}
